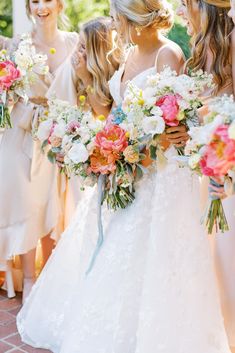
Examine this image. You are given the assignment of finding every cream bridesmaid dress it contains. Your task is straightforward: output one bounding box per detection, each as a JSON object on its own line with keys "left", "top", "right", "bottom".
{"left": 0, "top": 31, "right": 78, "bottom": 265}
{"left": 200, "top": 79, "right": 235, "bottom": 349}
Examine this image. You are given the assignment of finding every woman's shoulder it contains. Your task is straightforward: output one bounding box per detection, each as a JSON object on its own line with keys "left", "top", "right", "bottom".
{"left": 156, "top": 39, "right": 185, "bottom": 73}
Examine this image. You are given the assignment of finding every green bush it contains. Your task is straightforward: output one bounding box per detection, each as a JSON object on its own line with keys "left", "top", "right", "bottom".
{"left": 168, "top": 23, "right": 191, "bottom": 59}
{"left": 0, "top": 0, "right": 12, "bottom": 37}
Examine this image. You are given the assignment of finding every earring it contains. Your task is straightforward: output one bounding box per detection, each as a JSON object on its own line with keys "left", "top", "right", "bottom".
{"left": 135, "top": 27, "right": 142, "bottom": 36}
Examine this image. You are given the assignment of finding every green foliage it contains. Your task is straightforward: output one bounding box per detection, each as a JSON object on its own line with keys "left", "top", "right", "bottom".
{"left": 65, "top": 0, "right": 110, "bottom": 31}
{"left": 168, "top": 22, "right": 191, "bottom": 59}
{"left": 0, "top": 0, "right": 12, "bottom": 38}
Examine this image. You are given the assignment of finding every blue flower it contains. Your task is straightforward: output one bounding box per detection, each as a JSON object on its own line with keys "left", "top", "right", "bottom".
{"left": 112, "top": 105, "right": 127, "bottom": 125}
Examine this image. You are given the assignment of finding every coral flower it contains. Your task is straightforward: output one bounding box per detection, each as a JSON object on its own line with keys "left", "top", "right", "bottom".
{"left": 89, "top": 147, "right": 116, "bottom": 175}
{"left": 95, "top": 124, "right": 128, "bottom": 157}
{"left": 155, "top": 94, "right": 180, "bottom": 127}
{"left": 0, "top": 60, "right": 21, "bottom": 92}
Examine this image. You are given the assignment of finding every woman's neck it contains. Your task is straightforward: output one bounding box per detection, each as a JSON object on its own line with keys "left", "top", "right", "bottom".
{"left": 33, "top": 23, "right": 60, "bottom": 46}
{"left": 135, "top": 32, "right": 163, "bottom": 55}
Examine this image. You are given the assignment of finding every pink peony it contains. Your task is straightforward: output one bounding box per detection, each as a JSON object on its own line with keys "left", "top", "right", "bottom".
{"left": 89, "top": 147, "right": 116, "bottom": 175}
{"left": 0, "top": 60, "right": 21, "bottom": 93}
{"left": 200, "top": 124, "right": 235, "bottom": 177}
{"left": 95, "top": 124, "right": 128, "bottom": 158}
{"left": 155, "top": 94, "right": 180, "bottom": 127}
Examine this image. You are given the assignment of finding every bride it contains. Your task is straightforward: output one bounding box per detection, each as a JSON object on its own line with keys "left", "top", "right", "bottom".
{"left": 17, "top": 0, "right": 231, "bottom": 352}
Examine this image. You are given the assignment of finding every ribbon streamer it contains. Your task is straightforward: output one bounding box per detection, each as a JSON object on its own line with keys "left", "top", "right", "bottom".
{"left": 86, "top": 174, "right": 105, "bottom": 275}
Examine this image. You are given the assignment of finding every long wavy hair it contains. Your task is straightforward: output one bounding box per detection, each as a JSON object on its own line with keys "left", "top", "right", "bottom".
{"left": 77, "top": 17, "right": 122, "bottom": 107}
{"left": 186, "top": 0, "right": 233, "bottom": 92}
{"left": 25, "top": 0, "right": 70, "bottom": 29}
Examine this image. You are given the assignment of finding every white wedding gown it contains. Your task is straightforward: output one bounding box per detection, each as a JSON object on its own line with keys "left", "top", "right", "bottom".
{"left": 17, "top": 66, "right": 231, "bottom": 353}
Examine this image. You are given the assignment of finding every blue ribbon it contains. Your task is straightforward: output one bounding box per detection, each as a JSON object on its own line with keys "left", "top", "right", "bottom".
{"left": 86, "top": 174, "right": 105, "bottom": 275}
{"left": 208, "top": 178, "right": 224, "bottom": 201}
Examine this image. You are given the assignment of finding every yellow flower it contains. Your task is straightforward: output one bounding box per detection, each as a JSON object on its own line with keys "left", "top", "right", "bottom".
{"left": 125, "top": 131, "right": 130, "bottom": 138}
{"left": 49, "top": 48, "right": 56, "bottom": 55}
{"left": 79, "top": 95, "right": 86, "bottom": 105}
{"left": 0, "top": 49, "right": 7, "bottom": 55}
{"left": 176, "top": 111, "right": 185, "bottom": 121}
{"left": 138, "top": 99, "right": 145, "bottom": 106}
{"left": 123, "top": 145, "right": 140, "bottom": 164}
{"left": 44, "top": 110, "right": 49, "bottom": 116}
{"left": 97, "top": 114, "right": 106, "bottom": 121}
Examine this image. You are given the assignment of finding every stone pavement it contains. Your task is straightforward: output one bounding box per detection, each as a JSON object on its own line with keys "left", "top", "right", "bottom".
{"left": 0, "top": 289, "right": 52, "bottom": 353}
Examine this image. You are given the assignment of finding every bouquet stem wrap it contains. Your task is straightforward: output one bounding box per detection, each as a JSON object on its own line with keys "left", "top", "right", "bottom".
{"left": 203, "top": 179, "right": 229, "bottom": 234}
{"left": 86, "top": 174, "right": 105, "bottom": 275}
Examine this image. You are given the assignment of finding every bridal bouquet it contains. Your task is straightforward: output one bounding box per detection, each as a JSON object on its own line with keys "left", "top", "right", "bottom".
{"left": 0, "top": 34, "right": 48, "bottom": 128}
{"left": 122, "top": 67, "right": 213, "bottom": 156}
{"left": 185, "top": 95, "right": 235, "bottom": 233}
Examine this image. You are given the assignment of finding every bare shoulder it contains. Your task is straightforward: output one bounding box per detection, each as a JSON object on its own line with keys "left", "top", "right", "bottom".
{"left": 156, "top": 40, "right": 185, "bottom": 74}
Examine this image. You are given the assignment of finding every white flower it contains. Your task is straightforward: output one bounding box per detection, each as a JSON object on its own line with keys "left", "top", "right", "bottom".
{"left": 188, "top": 153, "right": 201, "bottom": 169}
{"left": 15, "top": 51, "right": 33, "bottom": 70}
{"left": 53, "top": 121, "right": 66, "bottom": 138}
{"left": 37, "top": 119, "right": 53, "bottom": 141}
{"left": 228, "top": 121, "right": 235, "bottom": 140}
{"left": 142, "top": 115, "right": 165, "bottom": 135}
{"left": 67, "top": 143, "right": 89, "bottom": 163}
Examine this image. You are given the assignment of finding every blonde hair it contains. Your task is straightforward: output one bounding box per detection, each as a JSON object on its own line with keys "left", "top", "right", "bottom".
{"left": 186, "top": 0, "right": 233, "bottom": 92}
{"left": 78, "top": 17, "right": 122, "bottom": 107}
{"left": 111, "top": 0, "right": 173, "bottom": 43}
{"left": 25, "top": 0, "right": 70, "bottom": 29}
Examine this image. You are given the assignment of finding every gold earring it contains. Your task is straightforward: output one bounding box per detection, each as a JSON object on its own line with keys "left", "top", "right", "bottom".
{"left": 135, "top": 27, "right": 142, "bottom": 36}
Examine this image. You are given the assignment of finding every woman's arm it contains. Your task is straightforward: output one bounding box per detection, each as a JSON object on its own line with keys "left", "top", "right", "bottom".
{"left": 232, "top": 28, "right": 235, "bottom": 96}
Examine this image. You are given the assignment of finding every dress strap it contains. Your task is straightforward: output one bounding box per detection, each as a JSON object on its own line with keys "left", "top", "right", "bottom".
{"left": 154, "top": 44, "right": 172, "bottom": 70}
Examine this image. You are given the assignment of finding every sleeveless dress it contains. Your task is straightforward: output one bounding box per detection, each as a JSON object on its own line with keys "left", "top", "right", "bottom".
{"left": 0, "top": 31, "right": 79, "bottom": 263}
{"left": 17, "top": 65, "right": 231, "bottom": 353}
{"left": 200, "top": 81, "right": 235, "bottom": 348}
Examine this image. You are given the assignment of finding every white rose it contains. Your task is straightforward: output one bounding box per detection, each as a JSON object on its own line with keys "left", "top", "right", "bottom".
{"left": 142, "top": 115, "right": 165, "bottom": 135}
{"left": 188, "top": 153, "right": 201, "bottom": 169}
{"left": 67, "top": 143, "right": 89, "bottom": 163}
{"left": 228, "top": 122, "right": 235, "bottom": 140}
{"left": 37, "top": 119, "right": 53, "bottom": 141}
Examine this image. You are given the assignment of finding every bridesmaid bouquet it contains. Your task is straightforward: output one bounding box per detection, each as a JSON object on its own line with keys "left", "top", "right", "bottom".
{"left": 35, "top": 97, "right": 97, "bottom": 165}
{"left": 185, "top": 95, "right": 235, "bottom": 234}
{"left": 122, "top": 67, "right": 213, "bottom": 156}
{"left": 0, "top": 34, "right": 48, "bottom": 128}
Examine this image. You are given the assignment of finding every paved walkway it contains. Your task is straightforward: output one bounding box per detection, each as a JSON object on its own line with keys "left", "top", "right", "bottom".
{"left": 0, "top": 289, "right": 51, "bottom": 353}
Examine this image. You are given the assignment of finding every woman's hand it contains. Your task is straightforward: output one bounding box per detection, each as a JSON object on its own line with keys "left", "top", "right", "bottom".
{"left": 71, "top": 46, "right": 92, "bottom": 86}
{"left": 29, "top": 96, "right": 48, "bottom": 107}
{"left": 165, "top": 125, "right": 189, "bottom": 148}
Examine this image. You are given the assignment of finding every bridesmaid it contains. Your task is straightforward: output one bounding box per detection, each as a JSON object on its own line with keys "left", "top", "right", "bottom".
{"left": 177, "top": 1, "right": 235, "bottom": 351}
{"left": 0, "top": 0, "right": 79, "bottom": 302}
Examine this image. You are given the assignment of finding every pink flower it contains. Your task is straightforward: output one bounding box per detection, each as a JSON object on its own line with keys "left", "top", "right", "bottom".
{"left": 0, "top": 60, "right": 21, "bottom": 93}
{"left": 200, "top": 124, "right": 235, "bottom": 177}
{"left": 155, "top": 94, "right": 180, "bottom": 127}
{"left": 66, "top": 120, "right": 80, "bottom": 134}
{"left": 89, "top": 147, "right": 116, "bottom": 175}
{"left": 95, "top": 124, "right": 128, "bottom": 158}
